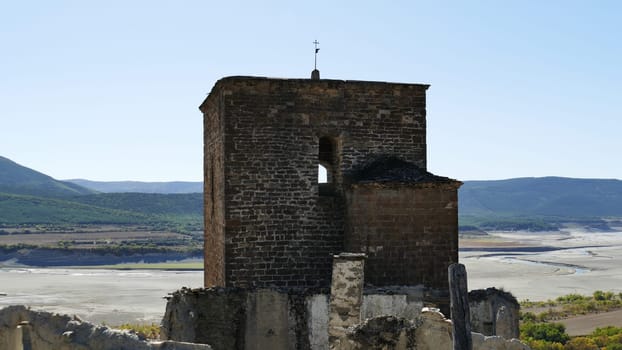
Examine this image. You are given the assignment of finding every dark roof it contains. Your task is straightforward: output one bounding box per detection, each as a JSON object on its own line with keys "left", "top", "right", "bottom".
{"left": 350, "top": 157, "right": 458, "bottom": 185}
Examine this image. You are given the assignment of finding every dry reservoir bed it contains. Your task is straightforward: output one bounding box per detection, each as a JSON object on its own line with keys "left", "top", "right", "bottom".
{"left": 461, "top": 228, "right": 622, "bottom": 300}
{"left": 0, "top": 267, "right": 203, "bottom": 325}
{"left": 1, "top": 228, "right": 622, "bottom": 326}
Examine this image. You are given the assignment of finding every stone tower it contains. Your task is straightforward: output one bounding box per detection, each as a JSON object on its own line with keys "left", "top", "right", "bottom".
{"left": 200, "top": 76, "right": 461, "bottom": 296}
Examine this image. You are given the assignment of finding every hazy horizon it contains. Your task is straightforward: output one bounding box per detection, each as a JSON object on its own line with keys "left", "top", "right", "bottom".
{"left": 5, "top": 153, "right": 622, "bottom": 183}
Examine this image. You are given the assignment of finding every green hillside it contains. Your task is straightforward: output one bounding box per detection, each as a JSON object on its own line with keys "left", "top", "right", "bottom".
{"left": 0, "top": 156, "right": 202, "bottom": 231}
{"left": 0, "top": 192, "right": 153, "bottom": 225}
{"left": 3, "top": 154, "right": 621, "bottom": 233}
{"left": 70, "top": 192, "right": 202, "bottom": 215}
{"left": 459, "top": 177, "right": 622, "bottom": 231}
{"left": 0, "top": 156, "right": 95, "bottom": 197}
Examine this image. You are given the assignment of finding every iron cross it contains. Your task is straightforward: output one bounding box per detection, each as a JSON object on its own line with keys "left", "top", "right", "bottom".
{"left": 313, "top": 40, "right": 320, "bottom": 70}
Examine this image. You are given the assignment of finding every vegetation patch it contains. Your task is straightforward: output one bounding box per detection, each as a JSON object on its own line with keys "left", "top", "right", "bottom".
{"left": 115, "top": 323, "right": 161, "bottom": 340}
{"left": 522, "top": 291, "right": 622, "bottom": 322}
{"left": 520, "top": 324, "right": 622, "bottom": 350}
{"left": 520, "top": 291, "right": 622, "bottom": 350}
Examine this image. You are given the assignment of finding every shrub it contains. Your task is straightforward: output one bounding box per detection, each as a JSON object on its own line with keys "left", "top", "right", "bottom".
{"left": 557, "top": 294, "right": 587, "bottom": 303}
{"left": 564, "top": 337, "right": 598, "bottom": 350}
{"left": 593, "top": 326, "right": 622, "bottom": 337}
{"left": 594, "top": 291, "right": 607, "bottom": 301}
{"left": 521, "top": 311, "right": 537, "bottom": 322}
{"left": 521, "top": 322, "right": 570, "bottom": 344}
{"left": 525, "top": 339, "right": 564, "bottom": 350}
{"left": 117, "top": 323, "right": 160, "bottom": 340}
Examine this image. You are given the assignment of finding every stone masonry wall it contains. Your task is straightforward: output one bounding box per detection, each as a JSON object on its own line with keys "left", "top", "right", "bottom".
{"left": 0, "top": 305, "right": 211, "bottom": 350}
{"left": 345, "top": 183, "right": 460, "bottom": 289}
{"left": 469, "top": 288, "right": 520, "bottom": 340}
{"left": 203, "top": 87, "right": 226, "bottom": 287}
{"left": 200, "top": 76, "right": 430, "bottom": 288}
{"left": 331, "top": 310, "right": 531, "bottom": 350}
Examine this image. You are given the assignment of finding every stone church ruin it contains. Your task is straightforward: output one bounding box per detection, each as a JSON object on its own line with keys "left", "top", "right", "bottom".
{"left": 160, "top": 75, "right": 527, "bottom": 349}
{"left": 0, "top": 74, "right": 528, "bottom": 350}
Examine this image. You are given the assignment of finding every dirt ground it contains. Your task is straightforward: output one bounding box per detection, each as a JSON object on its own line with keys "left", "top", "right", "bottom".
{"left": 0, "top": 225, "right": 188, "bottom": 247}
{"left": 461, "top": 228, "right": 622, "bottom": 335}
{"left": 562, "top": 309, "right": 622, "bottom": 336}
{"left": 0, "top": 267, "right": 203, "bottom": 325}
{"left": 461, "top": 229, "right": 622, "bottom": 300}
{"left": 2, "top": 227, "right": 621, "bottom": 331}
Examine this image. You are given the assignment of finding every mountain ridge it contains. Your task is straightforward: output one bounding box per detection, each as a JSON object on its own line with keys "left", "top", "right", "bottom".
{"left": 65, "top": 179, "right": 202, "bottom": 194}
{"left": 2, "top": 155, "right": 622, "bottom": 231}
{"left": 0, "top": 156, "right": 201, "bottom": 229}
{"left": 0, "top": 156, "right": 95, "bottom": 197}
{"left": 460, "top": 176, "right": 622, "bottom": 217}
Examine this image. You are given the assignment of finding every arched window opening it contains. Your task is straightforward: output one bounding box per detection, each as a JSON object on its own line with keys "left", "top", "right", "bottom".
{"left": 318, "top": 164, "right": 328, "bottom": 183}
{"left": 318, "top": 136, "right": 337, "bottom": 196}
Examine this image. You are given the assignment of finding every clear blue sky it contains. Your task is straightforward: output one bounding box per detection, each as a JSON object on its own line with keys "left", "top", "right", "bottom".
{"left": 1, "top": 1, "right": 620, "bottom": 181}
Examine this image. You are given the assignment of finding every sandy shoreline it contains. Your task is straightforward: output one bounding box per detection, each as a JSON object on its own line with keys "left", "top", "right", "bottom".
{"left": 1, "top": 228, "right": 621, "bottom": 325}
{"left": 0, "top": 268, "right": 203, "bottom": 325}
{"left": 461, "top": 229, "right": 622, "bottom": 301}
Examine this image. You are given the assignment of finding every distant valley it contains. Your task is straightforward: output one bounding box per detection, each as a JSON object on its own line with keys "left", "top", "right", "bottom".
{"left": 0, "top": 155, "right": 202, "bottom": 225}
{"left": 1, "top": 154, "right": 622, "bottom": 239}
{"left": 459, "top": 177, "right": 622, "bottom": 232}
{"left": 0, "top": 155, "right": 203, "bottom": 266}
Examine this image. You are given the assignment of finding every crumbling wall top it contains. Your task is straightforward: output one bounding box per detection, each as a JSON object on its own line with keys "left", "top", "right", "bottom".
{"left": 199, "top": 75, "right": 430, "bottom": 112}
{"left": 468, "top": 287, "right": 520, "bottom": 308}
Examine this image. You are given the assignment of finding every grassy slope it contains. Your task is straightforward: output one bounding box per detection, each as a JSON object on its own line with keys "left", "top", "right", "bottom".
{"left": 0, "top": 156, "right": 95, "bottom": 197}
{"left": 0, "top": 155, "right": 202, "bottom": 227}
{"left": 3, "top": 154, "right": 621, "bottom": 233}
{"left": 459, "top": 177, "right": 622, "bottom": 230}
{"left": 0, "top": 192, "right": 154, "bottom": 225}
{"left": 70, "top": 192, "right": 202, "bottom": 215}
{"left": 461, "top": 177, "right": 622, "bottom": 217}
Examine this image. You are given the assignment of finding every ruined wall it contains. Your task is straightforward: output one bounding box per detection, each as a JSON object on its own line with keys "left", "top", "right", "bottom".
{"left": 162, "top": 287, "right": 314, "bottom": 350}
{"left": 163, "top": 288, "right": 429, "bottom": 350}
{"left": 0, "top": 305, "right": 211, "bottom": 350}
{"left": 161, "top": 288, "right": 246, "bottom": 349}
{"left": 200, "top": 76, "right": 430, "bottom": 288}
{"left": 161, "top": 286, "right": 523, "bottom": 350}
{"left": 345, "top": 183, "right": 459, "bottom": 289}
{"left": 469, "top": 288, "right": 521, "bottom": 340}
{"left": 331, "top": 310, "right": 531, "bottom": 350}
{"left": 328, "top": 254, "right": 366, "bottom": 344}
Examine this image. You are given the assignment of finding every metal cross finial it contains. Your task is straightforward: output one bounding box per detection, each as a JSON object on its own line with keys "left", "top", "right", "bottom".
{"left": 313, "top": 40, "right": 320, "bottom": 70}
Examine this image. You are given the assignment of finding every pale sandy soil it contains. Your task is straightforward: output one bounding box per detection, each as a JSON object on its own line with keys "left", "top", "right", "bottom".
{"left": 461, "top": 229, "right": 622, "bottom": 301}
{"left": 563, "top": 309, "right": 622, "bottom": 336}
{"left": 0, "top": 267, "right": 203, "bottom": 325}
{"left": 462, "top": 228, "right": 622, "bottom": 335}
{"left": 2, "top": 228, "right": 622, "bottom": 329}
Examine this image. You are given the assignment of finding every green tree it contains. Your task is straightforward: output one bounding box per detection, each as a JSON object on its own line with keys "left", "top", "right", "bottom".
{"left": 521, "top": 322, "right": 570, "bottom": 344}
